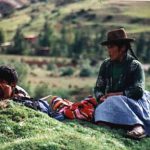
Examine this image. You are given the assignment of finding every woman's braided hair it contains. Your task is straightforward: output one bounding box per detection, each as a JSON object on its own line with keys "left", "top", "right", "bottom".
{"left": 115, "top": 41, "right": 138, "bottom": 60}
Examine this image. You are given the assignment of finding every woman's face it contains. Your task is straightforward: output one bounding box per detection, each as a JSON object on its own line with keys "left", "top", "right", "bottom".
{"left": 107, "top": 44, "right": 126, "bottom": 61}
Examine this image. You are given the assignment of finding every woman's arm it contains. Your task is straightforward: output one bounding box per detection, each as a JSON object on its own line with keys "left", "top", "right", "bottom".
{"left": 94, "top": 60, "right": 108, "bottom": 102}
{"left": 123, "top": 60, "right": 145, "bottom": 100}
{"left": 99, "top": 92, "right": 123, "bottom": 102}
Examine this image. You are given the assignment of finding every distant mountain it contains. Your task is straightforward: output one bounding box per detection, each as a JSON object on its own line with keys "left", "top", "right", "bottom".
{"left": 0, "top": 0, "right": 29, "bottom": 17}
{"left": 0, "top": 0, "right": 29, "bottom": 8}
{"left": 0, "top": 0, "right": 52, "bottom": 17}
{"left": 0, "top": 0, "right": 82, "bottom": 17}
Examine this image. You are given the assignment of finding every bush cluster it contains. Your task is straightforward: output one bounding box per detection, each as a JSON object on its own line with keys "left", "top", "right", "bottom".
{"left": 60, "top": 67, "right": 74, "bottom": 76}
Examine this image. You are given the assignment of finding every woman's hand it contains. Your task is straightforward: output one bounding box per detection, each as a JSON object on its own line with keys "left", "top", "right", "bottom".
{"left": 99, "top": 95, "right": 107, "bottom": 102}
{"left": 99, "top": 92, "right": 123, "bottom": 103}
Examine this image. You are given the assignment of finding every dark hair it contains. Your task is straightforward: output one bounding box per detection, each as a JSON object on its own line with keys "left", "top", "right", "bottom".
{"left": 0, "top": 65, "right": 18, "bottom": 85}
{"left": 0, "top": 88, "right": 4, "bottom": 98}
{"left": 114, "top": 42, "right": 138, "bottom": 60}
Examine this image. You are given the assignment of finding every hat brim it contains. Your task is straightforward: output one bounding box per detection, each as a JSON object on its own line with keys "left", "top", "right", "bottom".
{"left": 101, "top": 38, "right": 135, "bottom": 46}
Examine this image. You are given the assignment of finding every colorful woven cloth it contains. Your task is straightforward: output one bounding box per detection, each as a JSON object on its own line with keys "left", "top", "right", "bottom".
{"left": 50, "top": 96, "right": 98, "bottom": 122}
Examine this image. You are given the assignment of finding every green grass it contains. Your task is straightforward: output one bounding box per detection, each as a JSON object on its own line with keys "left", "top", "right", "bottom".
{"left": 102, "top": 22, "right": 150, "bottom": 34}
{"left": 0, "top": 14, "right": 30, "bottom": 30}
{"left": 1, "top": 100, "right": 150, "bottom": 150}
{"left": 0, "top": 2, "right": 55, "bottom": 40}
{"left": 123, "top": 2, "right": 150, "bottom": 18}
{"left": 0, "top": 54, "right": 70, "bottom": 62}
{"left": 145, "top": 75, "right": 150, "bottom": 90}
{"left": 0, "top": 14, "right": 30, "bottom": 40}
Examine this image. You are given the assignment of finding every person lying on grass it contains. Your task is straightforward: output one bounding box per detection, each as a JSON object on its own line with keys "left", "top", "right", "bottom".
{"left": 0, "top": 65, "right": 29, "bottom": 101}
{"left": 94, "top": 28, "right": 150, "bottom": 140}
{"left": 0, "top": 65, "right": 97, "bottom": 122}
{"left": 0, "top": 65, "right": 65, "bottom": 121}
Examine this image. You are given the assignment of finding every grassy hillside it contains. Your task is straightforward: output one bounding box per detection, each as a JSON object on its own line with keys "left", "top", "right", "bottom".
{"left": 0, "top": 2, "right": 150, "bottom": 148}
{"left": 0, "top": 0, "right": 150, "bottom": 41}
{"left": 1, "top": 100, "right": 150, "bottom": 150}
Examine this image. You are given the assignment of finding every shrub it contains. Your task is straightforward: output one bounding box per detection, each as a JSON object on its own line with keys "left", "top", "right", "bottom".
{"left": 49, "top": 88, "right": 71, "bottom": 100}
{"left": 33, "top": 83, "right": 51, "bottom": 98}
{"left": 79, "top": 67, "right": 92, "bottom": 77}
{"left": 103, "top": 15, "right": 113, "bottom": 22}
{"left": 33, "top": 84, "right": 71, "bottom": 100}
{"left": 79, "top": 58, "right": 91, "bottom": 68}
{"left": 19, "top": 81, "right": 33, "bottom": 97}
{"left": 61, "top": 67, "right": 74, "bottom": 76}
{"left": 47, "top": 63, "right": 57, "bottom": 71}
{"left": 12, "top": 61, "right": 30, "bottom": 84}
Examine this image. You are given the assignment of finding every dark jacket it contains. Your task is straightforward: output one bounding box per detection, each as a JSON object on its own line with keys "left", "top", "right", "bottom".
{"left": 94, "top": 54, "right": 145, "bottom": 101}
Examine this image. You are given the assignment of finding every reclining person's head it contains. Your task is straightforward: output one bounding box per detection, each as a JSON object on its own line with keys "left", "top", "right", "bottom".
{"left": 0, "top": 65, "right": 18, "bottom": 100}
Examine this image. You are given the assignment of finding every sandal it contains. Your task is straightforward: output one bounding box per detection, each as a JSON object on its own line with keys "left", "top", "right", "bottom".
{"left": 127, "top": 125, "right": 146, "bottom": 140}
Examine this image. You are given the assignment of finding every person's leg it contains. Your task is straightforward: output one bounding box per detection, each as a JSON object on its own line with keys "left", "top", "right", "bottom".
{"left": 96, "top": 121, "right": 146, "bottom": 139}
{"left": 127, "top": 124, "right": 146, "bottom": 139}
{"left": 95, "top": 95, "right": 148, "bottom": 139}
{"left": 96, "top": 121, "right": 132, "bottom": 130}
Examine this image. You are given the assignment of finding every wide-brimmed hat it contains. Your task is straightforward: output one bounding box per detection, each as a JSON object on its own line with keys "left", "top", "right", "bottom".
{"left": 101, "top": 28, "right": 135, "bottom": 46}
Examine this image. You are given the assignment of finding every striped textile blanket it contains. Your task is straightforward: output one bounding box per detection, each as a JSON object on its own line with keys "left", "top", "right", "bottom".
{"left": 50, "top": 96, "right": 97, "bottom": 122}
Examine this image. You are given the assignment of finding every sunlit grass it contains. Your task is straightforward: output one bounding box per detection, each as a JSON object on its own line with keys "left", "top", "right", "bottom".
{"left": 102, "top": 22, "right": 150, "bottom": 34}
{"left": 123, "top": 2, "right": 150, "bottom": 18}
{"left": 0, "top": 99, "right": 150, "bottom": 150}
{"left": 0, "top": 14, "right": 30, "bottom": 31}
{"left": 60, "top": 0, "right": 101, "bottom": 14}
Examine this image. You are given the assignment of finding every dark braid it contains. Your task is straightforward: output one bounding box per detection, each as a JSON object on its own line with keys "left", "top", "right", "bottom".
{"left": 0, "top": 65, "right": 18, "bottom": 85}
{"left": 116, "top": 42, "right": 139, "bottom": 60}
{"left": 127, "top": 43, "right": 139, "bottom": 60}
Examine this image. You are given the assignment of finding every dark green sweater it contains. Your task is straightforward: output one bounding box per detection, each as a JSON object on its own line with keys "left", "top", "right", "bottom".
{"left": 94, "top": 54, "right": 145, "bottom": 101}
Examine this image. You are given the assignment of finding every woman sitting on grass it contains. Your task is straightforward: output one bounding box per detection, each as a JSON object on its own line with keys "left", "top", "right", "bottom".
{"left": 94, "top": 28, "right": 150, "bottom": 140}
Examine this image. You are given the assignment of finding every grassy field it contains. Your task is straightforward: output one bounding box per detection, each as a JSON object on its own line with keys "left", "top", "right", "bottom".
{"left": 0, "top": 54, "right": 150, "bottom": 150}
{"left": 0, "top": 54, "right": 70, "bottom": 62}
{"left": 0, "top": 99, "right": 150, "bottom": 150}
{"left": 0, "top": 1, "right": 150, "bottom": 149}
{"left": 123, "top": 2, "right": 150, "bottom": 18}
{"left": 0, "top": 54, "right": 150, "bottom": 91}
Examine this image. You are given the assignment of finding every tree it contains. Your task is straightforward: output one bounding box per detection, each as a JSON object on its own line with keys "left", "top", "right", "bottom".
{"left": 39, "top": 22, "right": 53, "bottom": 48}
{"left": 70, "top": 30, "right": 88, "bottom": 58}
{"left": 0, "top": 29, "right": 5, "bottom": 44}
{"left": 93, "top": 29, "right": 106, "bottom": 59}
{"left": 58, "top": 26, "right": 69, "bottom": 57}
{"left": 10, "top": 27, "right": 28, "bottom": 55}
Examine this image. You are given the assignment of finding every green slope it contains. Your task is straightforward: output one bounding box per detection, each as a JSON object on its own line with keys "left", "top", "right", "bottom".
{"left": 0, "top": 100, "right": 150, "bottom": 150}
{"left": 0, "top": 0, "right": 149, "bottom": 41}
